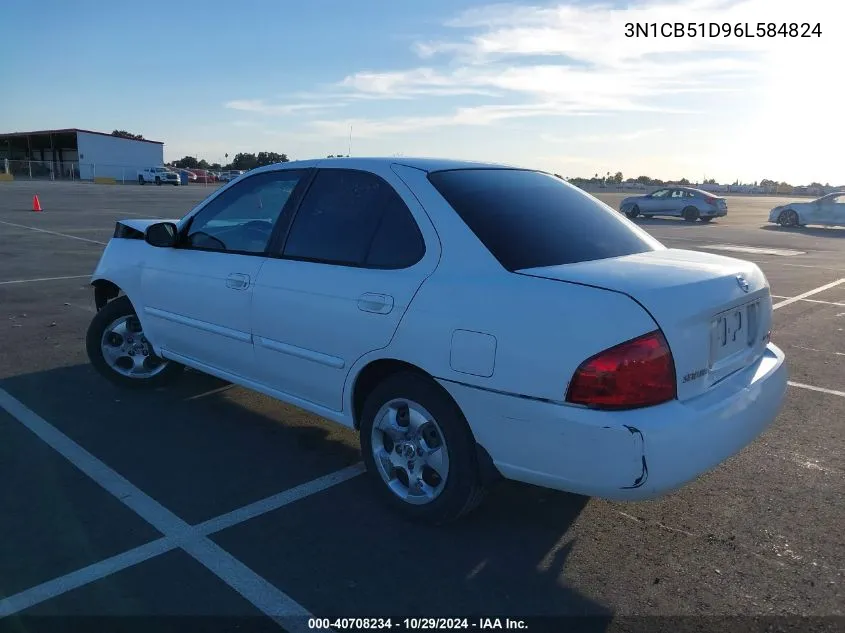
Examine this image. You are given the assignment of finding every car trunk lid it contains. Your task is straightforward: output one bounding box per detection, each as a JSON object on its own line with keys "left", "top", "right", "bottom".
{"left": 517, "top": 248, "right": 772, "bottom": 402}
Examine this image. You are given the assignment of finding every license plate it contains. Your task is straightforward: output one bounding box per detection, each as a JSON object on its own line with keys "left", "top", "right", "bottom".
{"left": 711, "top": 302, "right": 757, "bottom": 364}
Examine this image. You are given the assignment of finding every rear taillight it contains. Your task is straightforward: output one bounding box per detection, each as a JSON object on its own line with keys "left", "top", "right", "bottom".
{"left": 565, "top": 330, "right": 677, "bottom": 410}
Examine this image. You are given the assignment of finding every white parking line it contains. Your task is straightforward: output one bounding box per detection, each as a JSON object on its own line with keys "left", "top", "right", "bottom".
{"left": 781, "top": 263, "right": 845, "bottom": 273}
{"left": 0, "top": 274, "right": 90, "bottom": 286}
{"left": 0, "top": 220, "right": 107, "bottom": 245}
{"left": 0, "top": 537, "right": 175, "bottom": 617}
{"left": 0, "top": 387, "right": 363, "bottom": 628}
{"left": 0, "top": 464, "right": 363, "bottom": 618}
{"left": 787, "top": 381, "right": 845, "bottom": 398}
{"left": 771, "top": 296, "right": 845, "bottom": 307}
{"left": 703, "top": 244, "right": 805, "bottom": 257}
{"left": 772, "top": 279, "right": 845, "bottom": 310}
{"left": 789, "top": 345, "right": 845, "bottom": 358}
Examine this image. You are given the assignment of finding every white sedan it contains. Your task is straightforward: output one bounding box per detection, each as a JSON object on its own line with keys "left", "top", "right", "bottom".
{"left": 769, "top": 191, "right": 845, "bottom": 227}
{"left": 85, "top": 157, "right": 788, "bottom": 524}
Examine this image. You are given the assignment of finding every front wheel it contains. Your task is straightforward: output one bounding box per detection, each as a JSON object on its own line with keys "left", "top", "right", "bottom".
{"left": 778, "top": 209, "right": 799, "bottom": 227}
{"left": 138, "top": 176, "right": 144, "bottom": 185}
{"left": 624, "top": 205, "right": 639, "bottom": 219}
{"left": 155, "top": 177, "right": 161, "bottom": 185}
{"left": 86, "top": 295, "right": 183, "bottom": 388}
{"left": 359, "top": 371, "right": 485, "bottom": 524}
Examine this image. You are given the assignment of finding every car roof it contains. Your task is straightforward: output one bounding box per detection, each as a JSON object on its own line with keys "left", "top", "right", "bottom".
{"left": 247, "top": 156, "right": 527, "bottom": 176}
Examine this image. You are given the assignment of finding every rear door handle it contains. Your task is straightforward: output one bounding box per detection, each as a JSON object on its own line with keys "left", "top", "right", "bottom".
{"left": 226, "top": 273, "right": 250, "bottom": 290}
{"left": 358, "top": 293, "right": 394, "bottom": 314}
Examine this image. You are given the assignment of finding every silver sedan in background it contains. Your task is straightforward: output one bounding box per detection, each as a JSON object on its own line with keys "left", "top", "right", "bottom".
{"left": 768, "top": 191, "right": 845, "bottom": 228}
{"left": 620, "top": 186, "right": 728, "bottom": 223}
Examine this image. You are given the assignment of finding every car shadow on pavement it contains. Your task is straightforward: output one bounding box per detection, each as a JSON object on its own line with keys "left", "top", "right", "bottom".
{"left": 632, "top": 217, "right": 719, "bottom": 227}
{"left": 1, "top": 364, "right": 613, "bottom": 627}
{"left": 760, "top": 224, "right": 845, "bottom": 238}
{"left": 0, "top": 364, "right": 364, "bottom": 524}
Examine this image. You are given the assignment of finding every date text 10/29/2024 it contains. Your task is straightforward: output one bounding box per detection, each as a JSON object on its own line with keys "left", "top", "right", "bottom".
{"left": 625, "top": 22, "right": 822, "bottom": 38}
{"left": 309, "top": 618, "right": 528, "bottom": 631}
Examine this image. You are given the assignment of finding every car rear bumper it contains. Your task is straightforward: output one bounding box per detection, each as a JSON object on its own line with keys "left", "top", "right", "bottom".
{"left": 440, "top": 342, "right": 787, "bottom": 500}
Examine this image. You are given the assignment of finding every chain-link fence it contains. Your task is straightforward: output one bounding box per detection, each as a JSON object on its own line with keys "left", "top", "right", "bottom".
{"left": 1, "top": 159, "right": 227, "bottom": 187}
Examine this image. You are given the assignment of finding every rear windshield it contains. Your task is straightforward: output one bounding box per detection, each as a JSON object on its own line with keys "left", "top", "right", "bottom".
{"left": 428, "top": 169, "right": 658, "bottom": 271}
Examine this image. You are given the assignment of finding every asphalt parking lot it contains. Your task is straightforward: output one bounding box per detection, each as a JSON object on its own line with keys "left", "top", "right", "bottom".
{"left": 0, "top": 180, "right": 843, "bottom": 632}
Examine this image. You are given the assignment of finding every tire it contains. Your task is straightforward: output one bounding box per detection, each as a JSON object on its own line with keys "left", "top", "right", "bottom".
{"left": 625, "top": 205, "right": 639, "bottom": 219}
{"left": 778, "top": 209, "right": 799, "bottom": 227}
{"left": 138, "top": 176, "right": 144, "bottom": 185}
{"left": 683, "top": 206, "right": 699, "bottom": 222}
{"left": 699, "top": 217, "right": 713, "bottom": 223}
{"left": 155, "top": 177, "right": 161, "bottom": 186}
{"left": 359, "top": 371, "right": 485, "bottom": 525}
{"left": 86, "top": 295, "right": 183, "bottom": 389}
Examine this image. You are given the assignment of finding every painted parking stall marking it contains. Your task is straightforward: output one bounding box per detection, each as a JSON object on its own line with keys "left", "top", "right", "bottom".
{"left": 0, "top": 220, "right": 108, "bottom": 245}
{"left": 772, "top": 278, "right": 845, "bottom": 310}
{"left": 0, "top": 386, "right": 364, "bottom": 630}
{"left": 702, "top": 244, "right": 806, "bottom": 257}
{"left": 0, "top": 274, "right": 91, "bottom": 286}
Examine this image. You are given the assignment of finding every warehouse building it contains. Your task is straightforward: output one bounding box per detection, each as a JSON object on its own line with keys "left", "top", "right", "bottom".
{"left": 0, "top": 128, "right": 164, "bottom": 181}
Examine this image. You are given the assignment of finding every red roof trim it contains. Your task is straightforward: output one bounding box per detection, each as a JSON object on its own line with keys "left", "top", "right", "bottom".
{"left": 0, "top": 128, "right": 164, "bottom": 145}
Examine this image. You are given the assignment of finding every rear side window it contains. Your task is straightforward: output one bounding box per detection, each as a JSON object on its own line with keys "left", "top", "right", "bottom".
{"left": 428, "top": 169, "right": 657, "bottom": 270}
{"left": 282, "top": 169, "right": 425, "bottom": 268}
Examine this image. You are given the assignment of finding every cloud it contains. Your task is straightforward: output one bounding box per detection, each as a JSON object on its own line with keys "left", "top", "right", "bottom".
{"left": 224, "top": 0, "right": 835, "bottom": 144}
{"left": 224, "top": 99, "right": 340, "bottom": 116}
{"left": 309, "top": 103, "right": 590, "bottom": 138}
{"left": 542, "top": 128, "right": 666, "bottom": 144}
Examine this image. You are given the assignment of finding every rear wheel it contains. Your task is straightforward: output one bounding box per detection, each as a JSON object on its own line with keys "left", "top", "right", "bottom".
{"left": 359, "top": 371, "right": 484, "bottom": 524}
{"left": 625, "top": 205, "right": 639, "bottom": 219}
{"left": 778, "top": 209, "right": 799, "bottom": 227}
{"left": 86, "top": 296, "right": 183, "bottom": 389}
{"left": 683, "top": 206, "right": 699, "bottom": 222}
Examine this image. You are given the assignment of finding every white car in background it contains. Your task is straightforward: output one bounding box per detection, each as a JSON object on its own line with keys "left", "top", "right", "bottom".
{"left": 138, "top": 167, "right": 180, "bottom": 186}
{"left": 84, "top": 157, "right": 788, "bottom": 524}
{"left": 769, "top": 191, "right": 845, "bottom": 227}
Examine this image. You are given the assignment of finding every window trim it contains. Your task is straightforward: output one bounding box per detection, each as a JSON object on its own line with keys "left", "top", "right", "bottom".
{"left": 174, "top": 167, "right": 315, "bottom": 258}
{"left": 269, "top": 167, "right": 427, "bottom": 270}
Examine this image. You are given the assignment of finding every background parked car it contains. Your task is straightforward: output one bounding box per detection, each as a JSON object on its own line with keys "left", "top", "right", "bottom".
{"left": 768, "top": 191, "right": 845, "bottom": 227}
{"left": 218, "top": 170, "right": 245, "bottom": 182}
{"left": 177, "top": 169, "right": 197, "bottom": 185}
{"left": 138, "top": 167, "right": 180, "bottom": 186}
{"left": 620, "top": 186, "right": 728, "bottom": 222}
{"left": 191, "top": 169, "right": 218, "bottom": 184}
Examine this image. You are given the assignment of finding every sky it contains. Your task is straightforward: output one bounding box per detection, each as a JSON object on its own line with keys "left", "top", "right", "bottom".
{"left": 1, "top": 0, "right": 841, "bottom": 184}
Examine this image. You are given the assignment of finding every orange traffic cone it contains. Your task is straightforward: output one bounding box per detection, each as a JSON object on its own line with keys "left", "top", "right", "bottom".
{"left": 32, "top": 195, "right": 42, "bottom": 212}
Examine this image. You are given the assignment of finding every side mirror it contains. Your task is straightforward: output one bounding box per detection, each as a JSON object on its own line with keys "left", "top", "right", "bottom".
{"left": 145, "top": 222, "right": 179, "bottom": 248}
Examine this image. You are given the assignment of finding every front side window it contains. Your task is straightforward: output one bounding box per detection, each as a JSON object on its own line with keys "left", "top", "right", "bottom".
{"left": 282, "top": 169, "right": 425, "bottom": 268}
{"left": 428, "top": 168, "right": 658, "bottom": 271}
{"left": 184, "top": 169, "right": 306, "bottom": 254}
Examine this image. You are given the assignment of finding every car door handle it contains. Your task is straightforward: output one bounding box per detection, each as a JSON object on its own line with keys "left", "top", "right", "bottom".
{"left": 358, "top": 293, "right": 394, "bottom": 314}
{"left": 226, "top": 273, "right": 250, "bottom": 290}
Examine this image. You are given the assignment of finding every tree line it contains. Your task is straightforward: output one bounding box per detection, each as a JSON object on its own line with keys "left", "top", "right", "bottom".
{"left": 565, "top": 172, "right": 829, "bottom": 189}
{"left": 168, "top": 152, "right": 289, "bottom": 172}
